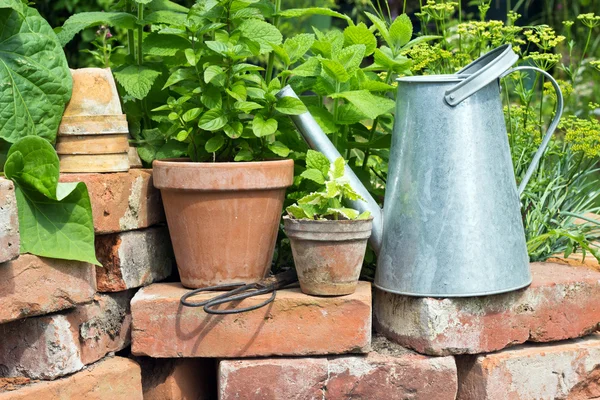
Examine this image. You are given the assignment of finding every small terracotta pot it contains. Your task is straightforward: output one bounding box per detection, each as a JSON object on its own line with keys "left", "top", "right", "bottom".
{"left": 153, "top": 159, "right": 294, "bottom": 289}
{"left": 284, "top": 216, "right": 373, "bottom": 296}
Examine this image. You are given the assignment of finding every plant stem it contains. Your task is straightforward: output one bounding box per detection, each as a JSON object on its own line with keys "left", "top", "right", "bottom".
{"left": 265, "top": 0, "right": 281, "bottom": 83}
{"left": 137, "top": 4, "right": 144, "bottom": 65}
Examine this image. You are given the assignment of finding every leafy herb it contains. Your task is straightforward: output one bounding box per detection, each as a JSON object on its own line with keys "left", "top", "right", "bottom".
{"left": 286, "top": 150, "right": 371, "bottom": 221}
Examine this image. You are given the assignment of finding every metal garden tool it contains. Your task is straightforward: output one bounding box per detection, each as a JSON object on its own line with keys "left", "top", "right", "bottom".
{"left": 180, "top": 269, "right": 298, "bottom": 314}
{"left": 278, "top": 44, "right": 564, "bottom": 297}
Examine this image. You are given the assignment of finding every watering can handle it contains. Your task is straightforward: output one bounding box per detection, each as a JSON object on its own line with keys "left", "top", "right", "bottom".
{"left": 500, "top": 66, "right": 564, "bottom": 195}
{"left": 445, "top": 44, "right": 519, "bottom": 106}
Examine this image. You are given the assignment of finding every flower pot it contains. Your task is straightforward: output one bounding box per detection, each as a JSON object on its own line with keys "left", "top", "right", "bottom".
{"left": 57, "top": 68, "right": 130, "bottom": 173}
{"left": 153, "top": 159, "right": 294, "bottom": 289}
{"left": 284, "top": 216, "right": 373, "bottom": 296}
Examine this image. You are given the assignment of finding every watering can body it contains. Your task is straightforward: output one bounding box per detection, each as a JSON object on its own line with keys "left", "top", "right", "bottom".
{"left": 278, "top": 44, "right": 563, "bottom": 297}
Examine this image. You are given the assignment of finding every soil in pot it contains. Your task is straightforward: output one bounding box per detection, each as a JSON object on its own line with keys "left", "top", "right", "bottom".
{"left": 284, "top": 216, "right": 373, "bottom": 296}
{"left": 153, "top": 159, "right": 294, "bottom": 289}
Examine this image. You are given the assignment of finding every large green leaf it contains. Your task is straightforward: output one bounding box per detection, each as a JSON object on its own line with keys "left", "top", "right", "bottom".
{"left": 0, "top": 7, "right": 72, "bottom": 144}
{"left": 4, "top": 137, "right": 100, "bottom": 265}
{"left": 279, "top": 8, "right": 352, "bottom": 24}
{"left": 56, "top": 12, "right": 137, "bottom": 46}
{"left": 113, "top": 65, "right": 161, "bottom": 100}
{"left": 237, "top": 19, "right": 282, "bottom": 54}
{"left": 343, "top": 23, "right": 377, "bottom": 56}
{"left": 389, "top": 14, "right": 413, "bottom": 49}
{"left": 330, "top": 90, "right": 395, "bottom": 119}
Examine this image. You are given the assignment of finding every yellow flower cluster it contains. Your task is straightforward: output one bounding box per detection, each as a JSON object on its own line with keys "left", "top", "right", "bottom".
{"left": 418, "top": 0, "right": 458, "bottom": 21}
{"left": 523, "top": 27, "right": 566, "bottom": 50}
{"left": 543, "top": 80, "right": 574, "bottom": 101}
{"left": 561, "top": 115, "right": 600, "bottom": 158}
{"left": 591, "top": 60, "right": 600, "bottom": 72}
{"left": 403, "top": 43, "right": 453, "bottom": 73}
{"left": 577, "top": 13, "right": 600, "bottom": 28}
{"left": 457, "top": 20, "right": 525, "bottom": 49}
{"left": 524, "top": 52, "right": 562, "bottom": 71}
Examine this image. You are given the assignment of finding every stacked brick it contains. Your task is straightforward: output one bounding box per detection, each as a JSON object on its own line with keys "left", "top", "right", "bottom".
{"left": 0, "top": 170, "right": 173, "bottom": 399}
{"left": 5, "top": 168, "right": 600, "bottom": 399}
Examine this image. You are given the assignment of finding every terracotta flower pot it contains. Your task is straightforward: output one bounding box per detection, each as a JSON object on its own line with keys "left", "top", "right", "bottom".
{"left": 284, "top": 216, "right": 373, "bottom": 296}
{"left": 153, "top": 159, "right": 294, "bottom": 289}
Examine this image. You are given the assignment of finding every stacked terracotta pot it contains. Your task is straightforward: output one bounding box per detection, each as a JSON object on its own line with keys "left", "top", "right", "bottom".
{"left": 57, "top": 68, "right": 139, "bottom": 173}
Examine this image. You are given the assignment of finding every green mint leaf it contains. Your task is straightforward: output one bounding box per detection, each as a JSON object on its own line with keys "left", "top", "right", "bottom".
{"left": 365, "top": 11, "right": 392, "bottom": 47}
{"left": 344, "top": 23, "right": 377, "bottom": 56}
{"left": 307, "top": 106, "right": 337, "bottom": 134}
{"left": 284, "top": 33, "right": 315, "bottom": 63}
{"left": 357, "top": 211, "right": 372, "bottom": 220}
{"left": 336, "top": 103, "right": 369, "bottom": 125}
{"left": 223, "top": 121, "right": 243, "bottom": 139}
{"left": 205, "top": 40, "right": 230, "bottom": 55}
{"left": 204, "top": 65, "right": 226, "bottom": 86}
{"left": 373, "top": 48, "right": 412, "bottom": 73}
{"left": 279, "top": 8, "right": 352, "bottom": 24}
{"left": 0, "top": 7, "right": 72, "bottom": 145}
{"left": 327, "top": 207, "right": 359, "bottom": 220}
{"left": 226, "top": 82, "right": 247, "bottom": 102}
{"left": 330, "top": 157, "right": 346, "bottom": 180}
{"left": 324, "top": 181, "right": 341, "bottom": 198}
{"left": 270, "top": 44, "right": 291, "bottom": 66}
{"left": 205, "top": 135, "right": 225, "bottom": 153}
{"left": 267, "top": 141, "right": 290, "bottom": 157}
{"left": 144, "top": 10, "right": 188, "bottom": 25}
{"left": 300, "top": 168, "right": 325, "bottom": 184}
{"left": 57, "top": 11, "right": 137, "bottom": 46}
{"left": 252, "top": 115, "right": 278, "bottom": 137}
{"left": 330, "top": 90, "right": 396, "bottom": 120}
{"left": 275, "top": 97, "right": 307, "bottom": 115}
{"left": 234, "top": 149, "right": 254, "bottom": 161}
{"left": 143, "top": 33, "right": 190, "bottom": 56}
{"left": 286, "top": 204, "right": 310, "bottom": 219}
{"left": 198, "top": 110, "right": 228, "bottom": 131}
{"left": 291, "top": 57, "right": 321, "bottom": 77}
{"left": 201, "top": 86, "right": 223, "bottom": 109}
{"left": 182, "top": 108, "right": 202, "bottom": 122}
{"left": 389, "top": 14, "right": 413, "bottom": 49}
{"left": 305, "top": 150, "right": 330, "bottom": 176}
{"left": 335, "top": 44, "right": 366, "bottom": 73}
{"left": 237, "top": 19, "right": 282, "bottom": 54}
{"left": 163, "top": 68, "right": 196, "bottom": 89}
{"left": 113, "top": 65, "right": 161, "bottom": 100}
{"left": 4, "top": 137, "right": 99, "bottom": 265}
{"left": 298, "top": 191, "right": 326, "bottom": 206}
{"left": 320, "top": 59, "right": 350, "bottom": 83}
{"left": 234, "top": 101, "right": 262, "bottom": 114}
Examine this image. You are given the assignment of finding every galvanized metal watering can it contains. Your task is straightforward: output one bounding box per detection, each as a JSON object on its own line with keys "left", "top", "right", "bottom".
{"left": 278, "top": 44, "right": 564, "bottom": 297}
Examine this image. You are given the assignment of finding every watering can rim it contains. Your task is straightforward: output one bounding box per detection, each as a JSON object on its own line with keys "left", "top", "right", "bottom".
{"left": 396, "top": 74, "right": 469, "bottom": 83}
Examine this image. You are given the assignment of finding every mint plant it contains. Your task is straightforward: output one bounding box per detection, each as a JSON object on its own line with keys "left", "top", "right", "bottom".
{"left": 286, "top": 150, "right": 371, "bottom": 220}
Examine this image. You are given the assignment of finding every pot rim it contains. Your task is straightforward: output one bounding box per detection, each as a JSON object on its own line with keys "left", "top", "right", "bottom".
{"left": 153, "top": 158, "right": 293, "bottom": 168}
{"left": 283, "top": 215, "right": 374, "bottom": 224}
{"left": 153, "top": 158, "right": 294, "bottom": 191}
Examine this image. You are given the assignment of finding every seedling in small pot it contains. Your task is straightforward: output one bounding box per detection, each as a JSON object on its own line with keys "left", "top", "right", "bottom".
{"left": 284, "top": 150, "right": 372, "bottom": 296}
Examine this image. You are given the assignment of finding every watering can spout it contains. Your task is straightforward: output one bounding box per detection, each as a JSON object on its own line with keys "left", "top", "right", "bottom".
{"left": 277, "top": 85, "right": 384, "bottom": 253}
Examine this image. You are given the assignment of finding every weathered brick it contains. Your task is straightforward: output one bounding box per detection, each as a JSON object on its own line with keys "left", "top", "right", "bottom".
{"left": 375, "top": 262, "right": 600, "bottom": 355}
{"left": 0, "top": 290, "right": 134, "bottom": 379}
{"left": 219, "top": 337, "right": 457, "bottom": 400}
{"left": 0, "top": 356, "right": 142, "bottom": 400}
{"left": 548, "top": 253, "right": 600, "bottom": 272}
{"left": 59, "top": 169, "right": 164, "bottom": 234}
{"left": 0, "top": 178, "right": 19, "bottom": 263}
{"left": 95, "top": 226, "right": 174, "bottom": 292}
{"left": 457, "top": 334, "right": 600, "bottom": 400}
{"left": 140, "top": 358, "right": 216, "bottom": 400}
{"left": 0, "top": 254, "right": 96, "bottom": 324}
{"left": 131, "top": 282, "right": 372, "bottom": 358}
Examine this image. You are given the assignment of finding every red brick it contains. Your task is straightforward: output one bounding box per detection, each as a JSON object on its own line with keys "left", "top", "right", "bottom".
{"left": 60, "top": 169, "right": 164, "bottom": 234}
{"left": 95, "top": 226, "right": 174, "bottom": 292}
{"left": 0, "top": 254, "right": 96, "bottom": 324}
{"left": 140, "top": 358, "right": 216, "bottom": 400}
{"left": 375, "top": 262, "right": 600, "bottom": 355}
{"left": 0, "top": 290, "right": 134, "bottom": 379}
{"left": 0, "top": 178, "right": 19, "bottom": 263}
{"left": 457, "top": 334, "right": 600, "bottom": 399}
{"left": 131, "top": 282, "right": 372, "bottom": 358}
{"left": 219, "top": 338, "right": 457, "bottom": 400}
{"left": 0, "top": 356, "right": 142, "bottom": 400}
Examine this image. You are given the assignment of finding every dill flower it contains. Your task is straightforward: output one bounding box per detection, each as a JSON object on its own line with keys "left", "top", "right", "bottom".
{"left": 524, "top": 52, "right": 561, "bottom": 71}
{"left": 561, "top": 115, "right": 600, "bottom": 158}
{"left": 577, "top": 13, "right": 600, "bottom": 29}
